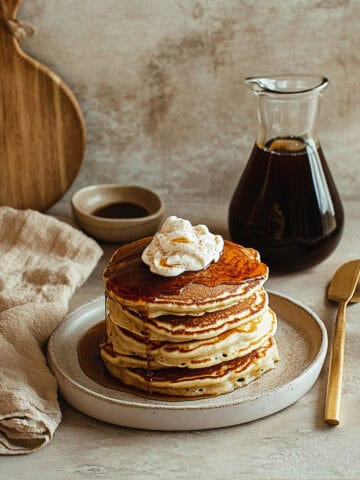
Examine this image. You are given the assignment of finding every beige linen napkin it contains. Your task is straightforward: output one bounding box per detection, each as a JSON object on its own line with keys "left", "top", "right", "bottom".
{"left": 0, "top": 207, "right": 103, "bottom": 455}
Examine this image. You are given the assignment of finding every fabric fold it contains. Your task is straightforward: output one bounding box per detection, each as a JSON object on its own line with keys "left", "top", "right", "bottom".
{"left": 0, "top": 207, "right": 103, "bottom": 455}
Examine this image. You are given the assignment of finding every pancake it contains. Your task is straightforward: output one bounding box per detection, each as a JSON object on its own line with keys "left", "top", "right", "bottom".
{"left": 102, "top": 338, "right": 279, "bottom": 397}
{"left": 103, "top": 308, "right": 277, "bottom": 369}
{"left": 101, "top": 223, "right": 279, "bottom": 398}
{"left": 104, "top": 237, "right": 268, "bottom": 318}
{"left": 106, "top": 288, "right": 269, "bottom": 342}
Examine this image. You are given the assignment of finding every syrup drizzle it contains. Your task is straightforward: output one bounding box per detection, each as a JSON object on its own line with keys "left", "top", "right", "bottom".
{"left": 77, "top": 321, "right": 213, "bottom": 402}
{"left": 104, "top": 238, "right": 268, "bottom": 302}
{"left": 78, "top": 322, "right": 267, "bottom": 382}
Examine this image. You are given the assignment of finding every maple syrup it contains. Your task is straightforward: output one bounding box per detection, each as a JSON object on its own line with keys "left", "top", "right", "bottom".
{"left": 92, "top": 202, "right": 149, "bottom": 219}
{"left": 229, "top": 138, "right": 344, "bottom": 270}
{"left": 103, "top": 238, "right": 268, "bottom": 302}
{"left": 77, "top": 321, "right": 213, "bottom": 402}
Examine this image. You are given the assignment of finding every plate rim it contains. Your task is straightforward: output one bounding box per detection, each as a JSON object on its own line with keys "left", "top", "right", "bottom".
{"left": 48, "top": 290, "right": 328, "bottom": 411}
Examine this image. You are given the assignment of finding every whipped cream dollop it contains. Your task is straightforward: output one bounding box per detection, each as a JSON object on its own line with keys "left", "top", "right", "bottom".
{"left": 141, "top": 216, "right": 224, "bottom": 277}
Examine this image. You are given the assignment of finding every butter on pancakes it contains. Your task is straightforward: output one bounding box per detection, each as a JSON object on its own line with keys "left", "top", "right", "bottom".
{"left": 101, "top": 232, "right": 279, "bottom": 398}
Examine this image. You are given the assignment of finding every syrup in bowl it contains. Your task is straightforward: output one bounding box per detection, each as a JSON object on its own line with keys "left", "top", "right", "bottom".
{"left": 92, "top": 202, "right": 149, "bottom": 219}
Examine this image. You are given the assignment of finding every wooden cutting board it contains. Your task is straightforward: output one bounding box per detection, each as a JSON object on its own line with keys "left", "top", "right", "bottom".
{"left": 0, "top": 0, "right": 85, "bottom": 211}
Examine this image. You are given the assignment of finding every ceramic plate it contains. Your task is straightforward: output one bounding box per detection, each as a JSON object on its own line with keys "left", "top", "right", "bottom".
{"left": 48, "top": 292, "right": 327, "bottom": 430}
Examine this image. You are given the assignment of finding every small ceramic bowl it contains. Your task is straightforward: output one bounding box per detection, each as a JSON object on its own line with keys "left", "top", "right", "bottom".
{"left": 71, "top": 184, "right": 164, "bottom": 242}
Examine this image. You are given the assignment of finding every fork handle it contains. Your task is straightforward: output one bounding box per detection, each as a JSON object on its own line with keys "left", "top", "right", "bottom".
{"left": 324, "top": 301, "right": 347, "bottom": 425}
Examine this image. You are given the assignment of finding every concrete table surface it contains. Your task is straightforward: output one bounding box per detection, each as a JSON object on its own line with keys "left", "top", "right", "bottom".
{"left": 2, "top": 200, "right": 360, "bottom": 480}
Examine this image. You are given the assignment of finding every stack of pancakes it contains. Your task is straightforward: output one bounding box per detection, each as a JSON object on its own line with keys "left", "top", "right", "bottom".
{"left": 101, "top": 237, "right": 279, "bottom": 397}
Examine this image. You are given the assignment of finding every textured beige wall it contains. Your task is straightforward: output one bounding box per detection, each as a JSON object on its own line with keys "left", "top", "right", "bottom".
{"left": 19, "top": 0, "right": 360, "bottom": 205}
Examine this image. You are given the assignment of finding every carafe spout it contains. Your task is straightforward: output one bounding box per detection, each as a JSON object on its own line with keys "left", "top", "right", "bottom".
{"left": 245, "top": 75, "right": 328, "bottom": 96}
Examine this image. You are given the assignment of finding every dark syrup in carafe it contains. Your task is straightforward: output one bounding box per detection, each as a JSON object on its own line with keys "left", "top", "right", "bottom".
{"left": 229, "top": 137, "right": 344, "bottom": 270}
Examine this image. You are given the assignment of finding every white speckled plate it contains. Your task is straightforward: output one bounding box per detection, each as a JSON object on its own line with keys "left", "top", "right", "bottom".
{"left": 48, "top": 292, "right": 327, "bottom": 430}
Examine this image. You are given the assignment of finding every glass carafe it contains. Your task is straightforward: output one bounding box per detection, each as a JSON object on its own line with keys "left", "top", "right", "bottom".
{"left": 228, "top": 75, "right": 344, "bottom": 270}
